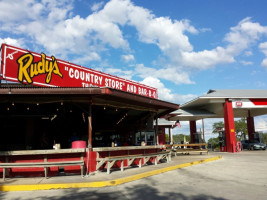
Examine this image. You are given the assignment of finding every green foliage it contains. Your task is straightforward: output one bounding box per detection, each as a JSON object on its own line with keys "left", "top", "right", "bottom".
{"left": 212, "top": 121, "right": 224, "bottom": 133}
{"left": 165, "top": 134, "right": 169, "bottom": 143}
{"left": 208, "top": 137, "right": 220, "bottom": 150}
{"left": 234, "top": 118, "right": 248, "bottom": 139}
{"left": 212, "top": 118, "right": 248, "bottom": 140}
{"left": 262, "top": 133, "right": 267, "bottom": 144}
{"left": 173, "top": 134, "right": 190, "bottom": 144}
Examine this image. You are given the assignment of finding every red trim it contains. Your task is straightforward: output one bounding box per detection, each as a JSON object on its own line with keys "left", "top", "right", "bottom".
{"left": 249, "top": 99, "right": 267, "bottom": 106}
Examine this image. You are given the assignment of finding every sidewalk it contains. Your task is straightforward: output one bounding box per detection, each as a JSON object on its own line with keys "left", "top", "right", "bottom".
{"left": 0, "top": 153, "right": 222, "bottom": 191}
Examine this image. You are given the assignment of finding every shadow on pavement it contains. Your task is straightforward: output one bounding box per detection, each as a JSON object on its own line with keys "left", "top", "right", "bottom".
{"left": 0, "top": 183, "right": 227, "bottom": 200}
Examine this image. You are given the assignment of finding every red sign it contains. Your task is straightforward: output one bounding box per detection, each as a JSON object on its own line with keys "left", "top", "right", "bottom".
{"left": 235, "top": 101, "right": 243, "bottom": 107}
{"left": 0, "top": 44, "right": 158, "bottom": 99}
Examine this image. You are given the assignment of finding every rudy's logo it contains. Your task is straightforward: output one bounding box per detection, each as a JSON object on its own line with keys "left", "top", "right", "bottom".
{"left": 16, "top": 53, "right": 63, "bottom": 84}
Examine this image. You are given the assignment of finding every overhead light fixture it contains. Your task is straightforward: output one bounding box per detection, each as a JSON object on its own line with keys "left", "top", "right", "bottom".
{"left": 50, "top": 114, "right": 57, "bottom": 121}
{"left": 82, "top": 112, "right": 86, "bottom": 123}
{"left": 116, "top": 112, "right": 128, "bottom": 125}
{"left": 104, "top": 106, "right": 106, "bottom": 110}
{"left": 12, "top": 102, "right": 14, "bottom": 106}
{"left": 7, "top": 107, "right": 10, "bottom": 111}
{"left": 36, "top": 102, "right": 39, "bottom": 106}
{"left": 27, "top": 107, "right": 30, "bottom": 110}
{"left": 116, "top": 108, "right": 118, "bottom": 112}
{"left": 61, "top": 102, "right": 64, "bottom": 106}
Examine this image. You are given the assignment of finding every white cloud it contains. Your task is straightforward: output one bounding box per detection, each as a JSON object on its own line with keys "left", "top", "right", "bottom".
{"left": 181, "top": 18, "right": 267, "bottom": 70}
{"left": 91, "top": 1, "right": 104, "bottom": 12}
{"left": 199, "top": 28, "right": 212, "bottom": 32}
{"left": 259, "top": 42, "right": 267, "bottom": 67}
{"left": 140, "top": 76, "right": 196, "bottom": 103}
{"left": 181, "top": 46, "right": 235, "bottom": 70}
{"left": 0, "top": 37, "right": 24, "bottom": 47}
{"left": 135, "top": 64, "right": 194, "bottom": 85}
{"left": 261, "top": 59, "right": 267, "bottom": 67}
{"left": 121, "top": 54, "right": 135, "bottom": 62}
{"left": 140, "top": 77, "right": 174, "bottom": 102}
{"left": 244, "top": 51, "right": 253, "bottom": 56}
{"left": 255, "top": 115, "right": 267, "bottom": 132}
{"left": 240, "top": 60, "right": 253, "bottom": 66}
{"left": 0, "top": 0, "right": 44, "bottom": 24}
{"left": 72, "top": 52, "right": 101, "bottom": 65}
{"left": 104, "top": 68, "right": 133, "bottom": 80}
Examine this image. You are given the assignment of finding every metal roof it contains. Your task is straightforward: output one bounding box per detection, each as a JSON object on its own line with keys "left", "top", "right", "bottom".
{"left": 183, "top": 89, "right": 267, "bottom": 108}
{"left": 154, "top": 118, "right": 176, "bottom": 127}
{"left": 205, "top": 89, "right": 267, "bottom": 98}
{"left": 167, "top": 109, "right": 217, "bottom": 121}
{"left": 0, "top": 85, "right": 179, "bottom": 117}
{"left": 166, "top": 89, "right": 267, "bottom": 121}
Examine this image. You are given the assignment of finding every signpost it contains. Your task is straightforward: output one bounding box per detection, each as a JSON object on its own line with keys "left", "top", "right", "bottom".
{"left": 0, "top": 44, "right": 158, "bottom": 99}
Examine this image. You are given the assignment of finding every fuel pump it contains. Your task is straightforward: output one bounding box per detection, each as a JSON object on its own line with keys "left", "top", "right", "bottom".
{"left": 219, "top": 130, "right": 226, "bottom": 152}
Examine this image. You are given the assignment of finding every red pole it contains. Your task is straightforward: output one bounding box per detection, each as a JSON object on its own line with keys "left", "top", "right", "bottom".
{"left": 223, "top": 99, "right": 237, "bottom": 153}
{"left": 247, "top": 110, "right": 255, "bottom": 141}
{"left": 190, "top": 120, "right": 197, "bottom": 144}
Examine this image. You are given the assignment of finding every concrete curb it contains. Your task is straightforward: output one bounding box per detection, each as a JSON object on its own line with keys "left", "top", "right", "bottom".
{"left": 0, "top": 156, "right": 222, "bottom": 192}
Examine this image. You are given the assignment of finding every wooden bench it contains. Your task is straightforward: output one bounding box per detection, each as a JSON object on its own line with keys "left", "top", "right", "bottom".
{"left": 0, "top": 160, "right": 84, "bottom": 181}
{"left": 165, "top": 143, "right": 209, "bottom": 156}
{"left": 96, "top": 151, "right": 171, "bottom": 174}
{"left": 0, "top": 148, "right": 85, "bottom": 181}
{"left": 173, "top": 148, "right": 209, "bottom": 155}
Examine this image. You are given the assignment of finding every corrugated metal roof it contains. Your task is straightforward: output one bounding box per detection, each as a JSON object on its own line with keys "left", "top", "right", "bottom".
{"left": 154, "top": 118, "right": 176, "bottom": 126}
{"left": 167, "top": 109, "right": 217, "bottom": 121}
{"left": 204, "top": 89, "right": 267, "bottom": 98}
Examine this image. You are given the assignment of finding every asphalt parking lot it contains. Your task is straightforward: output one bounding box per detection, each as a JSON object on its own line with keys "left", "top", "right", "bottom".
{"left": 1, "top": 150, "right": 267, "bottom": 200}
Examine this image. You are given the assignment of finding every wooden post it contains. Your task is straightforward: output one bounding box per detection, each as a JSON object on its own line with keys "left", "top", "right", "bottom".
{"left": 168, "top": 128, "right": 172, "bottom": 144}
{"left": 202, "top": 119, "right": 205, "bottom": 143}
{"left": 86, "top": 103, "right": 92, "bottom": 175}
{"left": 88, "top": 104, "right": 92, "bottom": 150}
{"left": 155, "top": 115, "right": 159, "bottom": 145}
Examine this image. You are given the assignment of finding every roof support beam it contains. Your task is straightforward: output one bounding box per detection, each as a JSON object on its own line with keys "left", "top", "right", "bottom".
{"left": 223, "top": 100, "right": 237, "bottom": 153}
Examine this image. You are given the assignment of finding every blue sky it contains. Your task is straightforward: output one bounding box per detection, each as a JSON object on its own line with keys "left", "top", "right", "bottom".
{"left": 1, "top": 0, "right": 267, "bottom": 139}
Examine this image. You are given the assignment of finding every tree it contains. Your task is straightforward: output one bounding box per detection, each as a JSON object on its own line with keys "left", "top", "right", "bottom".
{"left": 173, "top": 134, "right": 190, "bottom": 144}
{"left": 207, "top": 137, "right": 220, "bottom": 150}
{"left": 165, "top": 134, "right": 169, "bottom": 143}
{"left": 234, "top": 118, "right": 248, "bottom": 140}
{"left": 212, "top": 118, "right": 248, "bottom": 140}
{"left": 212, "top": 121, "right": 224, "bottom": 133}
{"left": 262, "top": 133, "right": 267, "bottom": 144}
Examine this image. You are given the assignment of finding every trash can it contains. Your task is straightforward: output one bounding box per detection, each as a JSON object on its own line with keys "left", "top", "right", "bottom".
{"left": 72, "top": 140, "right": 86, "bottom": 148}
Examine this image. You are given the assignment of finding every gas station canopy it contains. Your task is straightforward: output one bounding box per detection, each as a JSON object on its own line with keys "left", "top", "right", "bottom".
{"left": 167, "top": 89, "right": 267, "bottom": 121}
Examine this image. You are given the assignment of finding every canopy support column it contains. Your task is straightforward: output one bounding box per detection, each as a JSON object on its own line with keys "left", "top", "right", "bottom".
{"left": 190, "top": 120, "right": 197, "bottom": 144}
{"left": 223, "top": 99, "right": 237, "bottom": 153}
{"left": 247, "top": 110, "right": 255, "bottom": 141}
